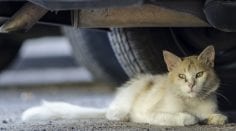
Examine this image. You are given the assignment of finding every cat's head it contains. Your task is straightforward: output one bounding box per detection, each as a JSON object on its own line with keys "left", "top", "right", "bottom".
{"left": 163, "top": 45, "right": 219, "bottom": 98}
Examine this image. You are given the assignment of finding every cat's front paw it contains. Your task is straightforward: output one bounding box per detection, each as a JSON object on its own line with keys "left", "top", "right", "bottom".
{"left": 177, "top": 113, "right": 198, "bottom": 126}
{"left": 106, "top": 108, "right": 129, "bottom": 122}
{"left": 207, "top": 114, "right": 228, "bottom": 125}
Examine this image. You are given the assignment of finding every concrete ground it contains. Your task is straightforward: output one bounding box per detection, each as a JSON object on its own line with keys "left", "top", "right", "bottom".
{"left": 0, "top": 84, "right": 236, "bottom": 131}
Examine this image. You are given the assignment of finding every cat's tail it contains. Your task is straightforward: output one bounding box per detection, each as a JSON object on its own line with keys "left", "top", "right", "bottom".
{"left": 21, "top": 101, "right": 107, "bottom": 122}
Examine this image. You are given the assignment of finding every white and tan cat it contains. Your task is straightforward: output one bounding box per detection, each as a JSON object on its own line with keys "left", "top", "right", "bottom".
{"left": 22, "top": 45, "right": 228, "bottom": 126}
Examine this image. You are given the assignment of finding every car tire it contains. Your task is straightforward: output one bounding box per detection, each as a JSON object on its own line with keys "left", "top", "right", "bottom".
{"left": 108, "top": 28, "right": 186, "bottom": 77}
{"left": 62, "top": 27, "right": 128, "bottom": 85}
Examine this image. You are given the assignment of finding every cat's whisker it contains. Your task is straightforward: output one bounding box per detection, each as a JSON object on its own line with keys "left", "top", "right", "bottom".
{"left": 199, "top": 89, "right": 231, "bottom": 105}
{"left": 197, "top": 90, "right": 209, "bottom": 99}
{"left": 213, "top": 92, "right": 231, "bottom": 105}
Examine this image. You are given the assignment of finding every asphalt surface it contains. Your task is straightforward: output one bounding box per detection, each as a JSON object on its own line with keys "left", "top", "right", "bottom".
{"left": 1, "top": 84, "right": 236, "bottom": 131}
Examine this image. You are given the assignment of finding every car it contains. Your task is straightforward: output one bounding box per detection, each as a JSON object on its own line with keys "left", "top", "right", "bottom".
{"left": 0, "top": 0, "right": 236, "bottom": 111}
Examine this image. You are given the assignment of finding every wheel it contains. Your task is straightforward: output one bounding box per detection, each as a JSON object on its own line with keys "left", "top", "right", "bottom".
{"left": 62, "top": 27, "right": 128, "bottom": 84}
{"left": 0, "top": 34, "right": 22, "bottom": 71}
{"left": 109, "top": 27, "right": 236, "bottom": 111}
{"left": 108, "top": 28, "right": 185, "bottom": 77}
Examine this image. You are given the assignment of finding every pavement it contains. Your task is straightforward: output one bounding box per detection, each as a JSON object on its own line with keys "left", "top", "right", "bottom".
{"left": 1, "top": 84, "right": 236, "bottom": 131}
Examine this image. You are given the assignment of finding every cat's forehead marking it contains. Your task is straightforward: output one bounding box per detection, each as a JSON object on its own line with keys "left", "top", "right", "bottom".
{"left": 182, "top": 56, "right": 201, "bottom": 72}
{"left": 187, "top": 59, "right": 194, "bottom": 71}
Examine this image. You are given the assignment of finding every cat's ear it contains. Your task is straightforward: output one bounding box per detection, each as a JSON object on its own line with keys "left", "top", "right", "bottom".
{"left": 163, "top": 50, "right": 181, "bottom": 71}
{"left": 198, "top": 45, "right": 215, "bottom": 67}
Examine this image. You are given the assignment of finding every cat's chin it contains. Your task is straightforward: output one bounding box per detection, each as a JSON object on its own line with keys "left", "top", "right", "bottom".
{"left": 178, "top": 91, "right": 197, "bottom": 98}
{"left": 179, "top": 92, "right": 197, "bottom": 98}
{"left": 187, "top": 92, "right": 197, "bottom": 98}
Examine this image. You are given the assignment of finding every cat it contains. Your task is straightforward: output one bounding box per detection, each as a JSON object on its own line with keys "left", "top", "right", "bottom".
{"left": 22, "top": 45, "right": 228, "bottom": 126}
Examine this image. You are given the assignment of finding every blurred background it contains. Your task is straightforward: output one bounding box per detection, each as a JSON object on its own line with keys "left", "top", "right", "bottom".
{"left": 0, "top": 35, "right": 93, "bottom": 86}
{"left": 0, "top": 25, "right": 128, "bottom": 87}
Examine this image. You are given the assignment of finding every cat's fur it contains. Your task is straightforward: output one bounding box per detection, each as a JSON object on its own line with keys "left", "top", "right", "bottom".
{"left": 22, "top": 45, "right": 227, "bottom": 126}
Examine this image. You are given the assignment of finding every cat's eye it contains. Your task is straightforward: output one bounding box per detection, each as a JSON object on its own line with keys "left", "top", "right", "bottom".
{"left": 178, "top": 74, "right": 186, "bottom": 79}
{"left": 196, "top": 71, "right": 204, "bottom": 78}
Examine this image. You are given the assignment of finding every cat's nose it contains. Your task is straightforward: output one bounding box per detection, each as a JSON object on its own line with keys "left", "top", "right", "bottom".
{"left": 188, "top": 83, "right": 195, "bottom": 89}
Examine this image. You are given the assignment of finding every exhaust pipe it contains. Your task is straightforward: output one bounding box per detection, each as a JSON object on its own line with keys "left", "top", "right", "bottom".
{"left": 0, "top": 2, "right": 48, "bottom": 33}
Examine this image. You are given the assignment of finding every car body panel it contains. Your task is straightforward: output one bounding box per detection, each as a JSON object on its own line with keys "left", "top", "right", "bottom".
{"left": 28, "top": 0, "right": 144, "bottom": 10}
